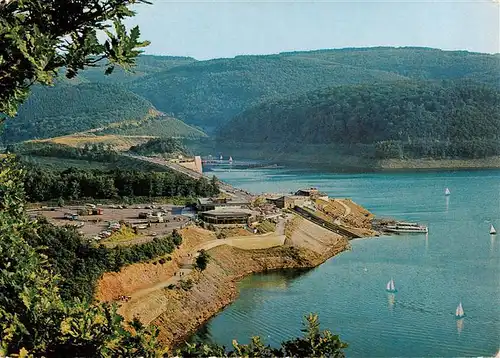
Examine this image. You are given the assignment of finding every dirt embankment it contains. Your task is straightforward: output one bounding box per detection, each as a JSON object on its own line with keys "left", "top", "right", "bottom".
{"left": 96, "top": 218, "right": 351, "bottom": 350}
{"left": 153, "top": 240, "right": 348, "bottom": 348}
{"left": 96, "top": 226, "right": 215, "bottom": 302}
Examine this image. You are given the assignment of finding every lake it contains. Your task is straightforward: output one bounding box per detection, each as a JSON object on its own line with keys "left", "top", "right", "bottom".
{"left": 193, "top": 167, "right": 500, "bottom": 357}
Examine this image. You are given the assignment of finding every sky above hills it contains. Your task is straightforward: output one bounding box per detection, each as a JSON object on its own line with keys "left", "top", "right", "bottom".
{"left": 128, "top": 0, "right": 500, "bottom": 60}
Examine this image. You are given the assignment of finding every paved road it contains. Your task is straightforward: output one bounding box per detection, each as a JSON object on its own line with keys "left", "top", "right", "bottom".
{"left": 123, "top": 153, "right": 254, "bottom": 201}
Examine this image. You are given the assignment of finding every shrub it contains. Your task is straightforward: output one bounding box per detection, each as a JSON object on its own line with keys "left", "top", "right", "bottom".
{"left": 195, "top": 249, "right": 210, "bottom": 271}
{"left": 179, "top": 279, "right": 193, "bottom": 291}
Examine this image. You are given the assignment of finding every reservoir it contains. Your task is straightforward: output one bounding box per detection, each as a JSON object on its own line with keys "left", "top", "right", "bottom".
{"left": 193, "top": 168, "right": 500, "bottom": 357}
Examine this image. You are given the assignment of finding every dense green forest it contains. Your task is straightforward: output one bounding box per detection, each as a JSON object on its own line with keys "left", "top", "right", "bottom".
{"left": 71, "top": 55, "right": 197, "bottom": 84}
{"left": 128, "top": 47, "right": 499, "bottom": 129}
{"left": 129, "top": 137, "right": 187, "bottom": 156}
{"left": 218, "top": 81, "right": 500, "bottom": 160}
{"left": 128, "top": 55, "right": 406, "bottom": 130}
{"left": 23, "top": 166, "right": 219, "bottom": 202}
{"left": 9, "top": 48, "right": 499, "bottom": 137}
{"left": 2, "top": 83, "right": 154, "bottom": 143}
{"left": 11, "top": 142, "right": 172, "bottom": 171}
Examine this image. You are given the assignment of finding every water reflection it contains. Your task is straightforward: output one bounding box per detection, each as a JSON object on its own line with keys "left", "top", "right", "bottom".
{"left": 456, "top": 318, "right": 464, "bottom": 335}
{"left": 387, "top": 293, "right": 396, "bottom": 312}
{"left": 445, "top": 196, "right": 450, "bottom": 212}
{"left": 238, "top": 269, "right": 310, "bottom": 290}
{"left": 490, "top": 234, "right": 496, "bottom": 255}
{"left": 425, "top": 233, "right": 429, "bottom": 252}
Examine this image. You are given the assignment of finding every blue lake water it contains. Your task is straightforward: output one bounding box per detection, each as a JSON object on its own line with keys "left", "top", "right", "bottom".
{"left": 194, "top": 168, "right": 500, "bottom": 357}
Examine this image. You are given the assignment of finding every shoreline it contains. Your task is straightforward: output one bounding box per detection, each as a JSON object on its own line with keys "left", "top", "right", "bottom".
{"left": 93, "top": 162, "right": 376, "bottom": 350}
{"left": 175, "top": 249, "right": 345, "bottom": 349}
{"left": 153, "top": 233, "right": 350, "bottom": 349}
{"left": 97, "top": 216, "right": 363, "bottom": 350}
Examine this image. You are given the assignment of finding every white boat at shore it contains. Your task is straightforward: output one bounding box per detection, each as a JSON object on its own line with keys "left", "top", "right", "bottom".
{"left": 455, "top": 302, "right": 465, "bottom": 318}
{"left": 491, "top": 224, "right": 497, "bottom": 235}
{"left": 386, "top": 221, "right": 428, "bottom": 234}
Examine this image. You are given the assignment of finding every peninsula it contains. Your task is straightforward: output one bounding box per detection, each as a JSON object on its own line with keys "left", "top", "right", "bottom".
{"left": 94, "top": 167, "right": 377, "bottom": 349}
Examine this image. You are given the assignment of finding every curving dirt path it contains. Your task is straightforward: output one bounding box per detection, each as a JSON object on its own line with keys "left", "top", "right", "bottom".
{"left": 335, "top": 199, "right": 352, "bottom": 217}
{"left": 119, "top": 219, "right": 286, "bottom": 323}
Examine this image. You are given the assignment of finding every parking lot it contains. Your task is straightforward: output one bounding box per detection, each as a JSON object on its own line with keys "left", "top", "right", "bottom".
{"left": 29, "top": 204, "right": 191, "bottom": 247}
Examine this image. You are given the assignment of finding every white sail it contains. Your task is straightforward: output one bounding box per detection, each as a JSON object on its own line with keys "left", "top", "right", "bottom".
{"left": 455, "top": 302, "right": 464, "bottom": 317}
{"left": 386, "top": 280, "right": 392, "bottom": 291}
{"left": 229, "top": 156, "right": 233, "bottom": 163}
{"left": 386, "top": 279, "right": 395, "bottom": 292}
{"left": 219, "top": 155, "right": 223, "bottom": 160}
{"left": 445, "top": 188, "right": 451, "bottom": 196}
{"left": 390, "top": 279, "right": 395, "bottom": 291}
{"left": 491, "top": 224, "right": 497, "bottom": 235}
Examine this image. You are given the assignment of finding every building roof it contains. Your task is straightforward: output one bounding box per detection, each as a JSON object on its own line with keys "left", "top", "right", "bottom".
{"left": 201, "top": 208, "right": 257, "bottom": 217}
{"left": 198, "top": 197, "right": 250, "bottom": 205}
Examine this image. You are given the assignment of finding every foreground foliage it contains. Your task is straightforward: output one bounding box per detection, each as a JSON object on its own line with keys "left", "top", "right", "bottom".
{"left": 1, "top": 156, "right": 348, "bottom": 357}
{"left": 0, "top": 157, "right": 166, "bottom": 356}
{"left": 180, "top": 314, "right": 347, "bottom": 358}
{"left": 0, "top": 0, "right": 150, "bottom": 117}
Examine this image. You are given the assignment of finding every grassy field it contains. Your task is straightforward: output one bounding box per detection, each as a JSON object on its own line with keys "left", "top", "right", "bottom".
{"left": 29, "top": 134, "right": 154, "bottom": 151}
{"left": 21, "top": 155, "right": 171, "bottom": 172}
{"left": 100, "top": 115, "right": 207, "bottom": 139}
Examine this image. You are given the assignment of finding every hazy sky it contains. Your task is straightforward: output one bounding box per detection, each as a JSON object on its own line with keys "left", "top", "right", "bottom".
{"left": 127, "top": 0, "right": 500, "bottom": 60}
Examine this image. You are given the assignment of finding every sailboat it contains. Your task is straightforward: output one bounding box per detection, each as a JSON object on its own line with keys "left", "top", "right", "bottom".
{"left": 491, "top": 224, "right": 497, "bottom": 235}
{"left": 229, "top": 156, "right": 233, "bottom": 164}
{"left": 455, "top": 302, "right": 465, "bottom": 318}
{"left": 386, "top": 278, "right": 397, "bottom": 293}
{"left": 445, "top": 188, "right": 451, "bottom": 196}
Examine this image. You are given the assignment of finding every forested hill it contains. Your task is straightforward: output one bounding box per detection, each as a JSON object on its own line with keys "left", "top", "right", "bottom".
{"left": 128, "top": 47, "right": 500, "bottom": 129}
{"left": 2, "top": 83, "right": 155, "bottom": 143}
{"left": 6, "top": 47, "right": 499, "bottom": 143}
{"left": 218, "top": 81, "right": 500, "bottom": 160}
{"left": 61, "top": 55, "right": 197, "bottom": 84}
{"left": 128, "top": 55, "right": 407, "bottom": 130}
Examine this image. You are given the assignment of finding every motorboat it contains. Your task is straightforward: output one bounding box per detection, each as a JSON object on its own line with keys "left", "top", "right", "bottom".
{"left": 385, "top": 221, "right": 428, "bottom": 234}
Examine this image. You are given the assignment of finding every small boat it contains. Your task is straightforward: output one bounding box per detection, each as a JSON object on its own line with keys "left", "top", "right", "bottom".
{"left": 386, "top": 222, "right": 428, "bottom": 234}
{"left": 386, "top": 278, "right": 397, "bottom": 293}
{"left": 455, "top": 302, "right": 465, "bottom": 318}
{"left": 229, "top": 156, "right": 233, "bottom": 164}
{"left": 445, "top": 188, "right": 451, "bottom": 196}
{"left": 491, "top": 224, "right": 497, "bottom": 235}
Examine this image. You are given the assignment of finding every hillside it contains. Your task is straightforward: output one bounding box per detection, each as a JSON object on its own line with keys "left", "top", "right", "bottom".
{"left": 281, "top": 47, "right": 500, "bottom": 88}
{"left": 2, "top": 83, "right": 155, "bottom": 143}
{"left": 128, "top": 55, "right": 408, "bottom": 130}
{"left": 128, "top": 47, "right": 500, "bottom": 130}
{"left": 217, "top": 81, "right": 500, "bottom": 162}
{"left": 74, "top": 55, "right": 197, "bottom": 84}
{"left": 99, "top": 115, "right": 206, "bottom": 139}
{"left": 6, "top": 47, "right": 499, "bottom": 150}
